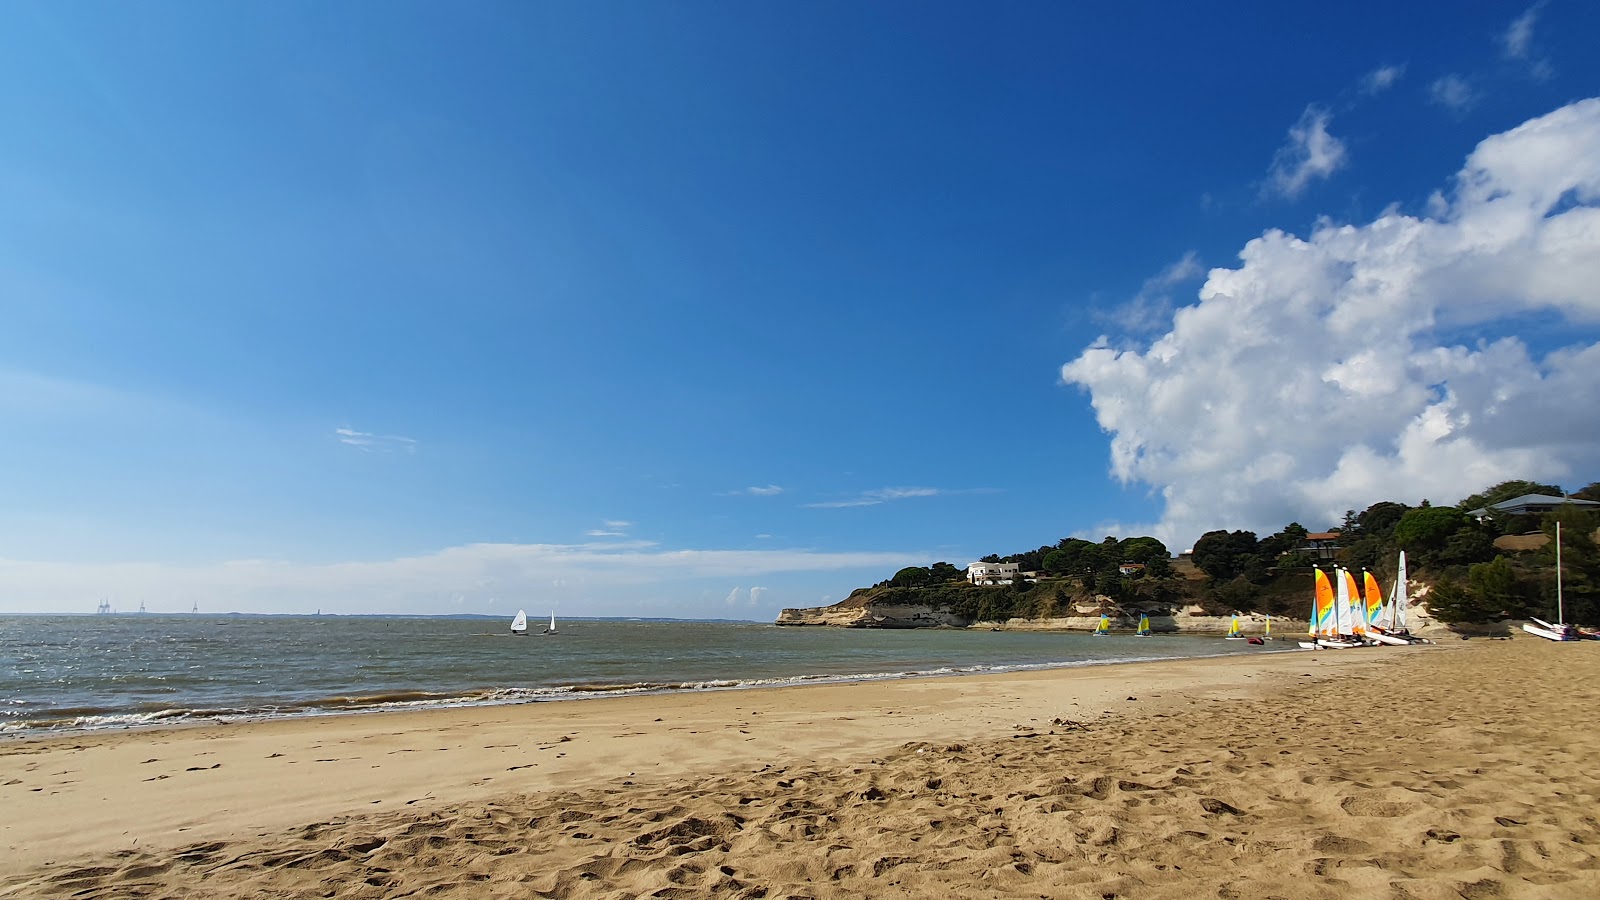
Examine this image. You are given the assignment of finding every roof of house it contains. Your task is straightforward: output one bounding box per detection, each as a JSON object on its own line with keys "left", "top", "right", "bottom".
{"left": 1304, "top": 531, "right": 1340, "bottom": 541}
{"left": 1469, "top": 494, "right": 1600, "bottom": 516}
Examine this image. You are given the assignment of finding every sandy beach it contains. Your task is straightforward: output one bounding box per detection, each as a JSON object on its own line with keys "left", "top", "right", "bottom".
{"left": 3, "top": 638, "right": 1598, "bottom": 898}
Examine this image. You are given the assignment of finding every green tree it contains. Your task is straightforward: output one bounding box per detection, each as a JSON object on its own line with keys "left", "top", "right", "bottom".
{"left": 1572, "top": 482, "right": 1600, "bottom": 502}
{"left": 1424, "top": 574, "right": 1501, "bottom": 624}
{"left": 1536, "top": 510, "right": 1600, "bottom": 626}
{"left": 1144, "top": 555, "right": 1174, "bottom": 580}
{"left": 889, "top": 566, "right": 930, "bottom": 588}
{"left": 928, "top": 561, "right": 965, "bottom": 583}
{"left": 1191, "top": 530, "right": 1262, "bottom": 582}
{"left": 1117, "top": 536, "right": 1170, "bottom": 564}
{"left": 1354, "top": 502, "right": 1411, "bottom": 539}
{"left": 1466, "top": 557, "right": 1522, "bottom": 617}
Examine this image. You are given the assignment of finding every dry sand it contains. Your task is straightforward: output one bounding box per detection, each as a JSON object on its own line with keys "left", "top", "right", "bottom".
{"left": 2, "top": 638, "right": 1598, "bottom": 898}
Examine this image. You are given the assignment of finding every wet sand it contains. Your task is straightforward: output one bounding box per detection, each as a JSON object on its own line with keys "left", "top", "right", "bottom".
{"left": 3, "top": 638, "right": 1597, "bottom": 898}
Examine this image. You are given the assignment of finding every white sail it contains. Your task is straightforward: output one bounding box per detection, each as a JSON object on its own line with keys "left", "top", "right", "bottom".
{"left": 1334, "top": 568, "right": 1354, "bottom": 636}
{"left": 511, "top": 610, "right": 528, "bottom": 634}
{"left": 547, "top": 612, "right": 557, "bottom": 633}
{"left": 1393, "top": 551, "right": 1408, "bottom": 629}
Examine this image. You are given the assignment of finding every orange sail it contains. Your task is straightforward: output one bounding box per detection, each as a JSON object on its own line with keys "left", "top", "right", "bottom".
{"left": 1313, "top": 569, "right": 1336, "bottom": 637}
{"left": 1362, "top": 570, "right": 1384, "bottom": 629}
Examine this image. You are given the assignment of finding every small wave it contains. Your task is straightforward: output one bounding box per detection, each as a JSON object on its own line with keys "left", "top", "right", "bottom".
{"left": 0, "top": 646, "right": 1276, "bottom": 738}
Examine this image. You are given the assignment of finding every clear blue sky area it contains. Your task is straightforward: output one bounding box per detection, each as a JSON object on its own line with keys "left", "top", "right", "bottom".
{"left": 3, "top": 2, "right": 1597, "bottom": 616}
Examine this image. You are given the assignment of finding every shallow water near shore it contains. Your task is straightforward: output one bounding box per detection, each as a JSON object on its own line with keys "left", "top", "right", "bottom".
{"left": 0, "top": 614, "right": 1276, "bottom": 734}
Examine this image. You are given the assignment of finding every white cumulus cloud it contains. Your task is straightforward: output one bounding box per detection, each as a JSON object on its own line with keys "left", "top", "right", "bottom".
{"left": 1062, "top": 98, "right": 1600, "bottom": 550}
{"left": 1266, "top": 106, "right": 1347, "bottom": 199}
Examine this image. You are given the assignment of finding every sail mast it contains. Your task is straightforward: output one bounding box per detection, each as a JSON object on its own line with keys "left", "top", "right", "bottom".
{"left": 1556, "top": 520, "right": 1565, "bottom": 626}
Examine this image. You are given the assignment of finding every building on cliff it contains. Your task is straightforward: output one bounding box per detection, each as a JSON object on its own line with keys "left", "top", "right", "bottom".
{"left": 967, "top": 561, "right": 1020, "bottom": 585}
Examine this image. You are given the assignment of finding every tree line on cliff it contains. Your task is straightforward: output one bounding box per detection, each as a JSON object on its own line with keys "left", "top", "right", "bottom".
{"left": 859, "top": 479, "right": 1600, "bottom": 627}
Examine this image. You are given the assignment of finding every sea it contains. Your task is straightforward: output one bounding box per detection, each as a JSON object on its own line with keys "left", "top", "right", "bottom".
{"left": 0, "top": 615, "right": 1274, "bottom": 737}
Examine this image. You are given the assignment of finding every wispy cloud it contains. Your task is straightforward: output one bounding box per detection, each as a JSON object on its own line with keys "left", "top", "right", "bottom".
{"left": 1, "top": 541, "right": 927, "bottom": 614}
{"left": 334, "top": 427, "right": 417, "bottom": 453}
{"left": 723, "top": 485, "right": 785, "bottom": 497}
{"left": 1500, "top": 4, "right": 1552, "bottom": 79}
{"left": 1265, "top": 106, "right": 1347, "bottom": 199}
{"left": 586, "top": 519, "right": 634, "bottom": 538}
{"left": 805, "top": 487, "right": 943, "bottom": 509}
{"left": 1361, "top": 64, "right": 1406, "bottom": 95}
{"left": 1100, "top": 252, "right": 1205, "bottom": 334}
{"left": 1428, "top": 75, "right": 1478, "bottom": 114}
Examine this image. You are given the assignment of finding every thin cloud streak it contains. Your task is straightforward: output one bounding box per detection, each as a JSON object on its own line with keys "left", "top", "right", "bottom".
{"left": 1, "top": 541, "right": 928, "bottom": 613}
{"left": 334, "top": 427, "right": 417, "bottom": 453}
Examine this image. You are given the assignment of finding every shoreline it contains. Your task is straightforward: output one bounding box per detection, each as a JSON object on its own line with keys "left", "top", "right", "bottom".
{"left": 2, "top": 647, "right": 1364, "bottom": 874}
{"left": 1, "top": 635, "right": 1283, "bottom": 740}
{"left": 9, "top": 638, "right": 1598, "bottom": 898}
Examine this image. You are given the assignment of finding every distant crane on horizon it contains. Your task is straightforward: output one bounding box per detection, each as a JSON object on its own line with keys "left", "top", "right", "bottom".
{"left": 96, "top": 598, "right": 112, "bottom": 615}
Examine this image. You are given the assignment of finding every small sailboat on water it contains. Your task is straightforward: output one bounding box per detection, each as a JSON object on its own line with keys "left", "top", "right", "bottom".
{"left": 1135, "top": 613, "right": 1151, "bottom": 637}
{"left": 541, "top": 612, "right": 558, "bottom": 635}
{"left": 1093, "top": 614, "right": 1111, "bottom": 636}
{"left": 510, "top": 610, "right": 528, "bottom": 635}
{"left": 1224, "top": 613, "right": 1246, "bottom": 640}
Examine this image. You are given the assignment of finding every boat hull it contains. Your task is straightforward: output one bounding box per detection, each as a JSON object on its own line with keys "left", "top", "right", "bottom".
{"left": 1368, "top": 632, "right": 1413, "bottom": 646}
{"left": 1523, "top": 622, "right": 1581, "bottom": 642}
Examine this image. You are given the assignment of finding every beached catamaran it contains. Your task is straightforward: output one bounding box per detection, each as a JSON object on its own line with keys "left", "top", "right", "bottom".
{"left": 1524, "top": 522, "right": 1582, "bottom": 641}
{"left": 1135, "top": 613, "right": 1151, "bottom": 637}
{"left": 1300, "top": 568, "right": 1352, "bottom": 649}
{"left": 1368, "top": 551, "right": 1428, "bottom": 645}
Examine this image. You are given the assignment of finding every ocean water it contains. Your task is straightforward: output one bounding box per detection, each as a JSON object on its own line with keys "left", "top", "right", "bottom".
{"left": 0, "top": 615, "right": 1274, "bottom": 735}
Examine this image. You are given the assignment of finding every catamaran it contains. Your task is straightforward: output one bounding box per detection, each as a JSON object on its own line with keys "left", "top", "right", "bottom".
{"left": 1135, "top": 613, "right": 1152, "bottom": 637}
{"left": 1300, "top": 568, "right": 1355, "bottom": 649}
{"left": 510, "top": 609, "right": 528, "bottom": 635}
{"left": 1224, "top": 613, "right": 1245, "bottom": 640}
{"left": 1524, "top": 522, "right": 1582, "bottom": 641}
{"left": 1093, "top": 614, "right": 1111, "bottom": 636}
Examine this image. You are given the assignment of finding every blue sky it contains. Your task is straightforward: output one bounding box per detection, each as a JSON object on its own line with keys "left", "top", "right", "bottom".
{"left": 3, "top": 2, "right": 1598, "bottom": 617}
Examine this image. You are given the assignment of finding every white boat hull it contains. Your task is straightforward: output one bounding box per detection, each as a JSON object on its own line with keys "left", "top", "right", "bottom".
{"left": 1368, "top": 631, "right": 1413, "bottom": 646}
{"left": 1523, "top": 622, "right": 1580, "bottom": 642}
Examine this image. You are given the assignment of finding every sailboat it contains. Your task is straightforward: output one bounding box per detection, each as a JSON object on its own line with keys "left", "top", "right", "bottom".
{"left": 1300, "top": 568, "right": 1350, "bottom": 649}
{"left": 1092, "top": 614, "right": 1111, "bottom": 636}
{"left": 510, "top": 609, "right": 528, "bottom": 635}
{"left": 541, "top": 612, "right": 557, "bottom": 635}
{"left": 1135, "top": 614, "right": 1152, "bottom": 637}
{"left": 1224, "top": 613, "right": 1246, "bottom": 640}
{"left": 1524, "top": 522, "right": 1582, "bottom": 641}
{"left": 1367, "top": 558, "right": 1415, "bottom": 645}
{"left": 1262, "top": 617, "right": 1273, "bottom": 641}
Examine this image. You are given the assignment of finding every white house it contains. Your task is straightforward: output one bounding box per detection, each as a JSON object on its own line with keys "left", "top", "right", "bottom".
{"left": 967, "top": 561, "right": 1020, "bottom": 585}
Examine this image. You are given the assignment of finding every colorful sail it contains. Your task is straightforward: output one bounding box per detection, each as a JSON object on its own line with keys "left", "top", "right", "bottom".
{"left": 1093, "top": 614, "right": 1111, "bottom": 636}
{"left": 1225, "top": 613, "right": 1244, "bottom": 638}
{"left": 1313, "top": 569, "right": 1336, "bottom": 637}
{"left": 1136, "top": 614, "right": 1151, "bottom": 636}
{"left": 1362, "top": 570, "right": 1384, "bottom": 627}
